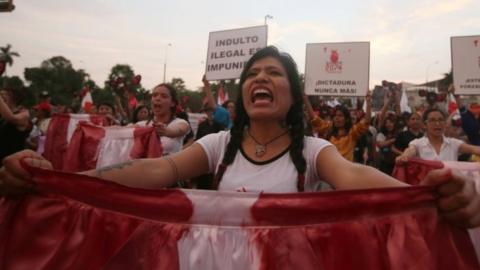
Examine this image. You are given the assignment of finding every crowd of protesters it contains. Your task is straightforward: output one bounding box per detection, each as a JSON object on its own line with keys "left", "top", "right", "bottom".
{"left": 2, "top": 74, "right": 480, "bottom": 180}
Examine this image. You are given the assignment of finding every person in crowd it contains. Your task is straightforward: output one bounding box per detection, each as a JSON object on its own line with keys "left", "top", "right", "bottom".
{"left": 26, "top": 102, "right": 52, "bottom": 152}
{"left": 351, "top": 109, "right": 371, "bottom": 165}
{"left": 450, "top": 85, "right": 480, "bottom": 161}
{"left": 2, "top": 46, "right": 480, "bottom": 228}
{"left": 131, "top": 105, "right": 150, "bottom": 124}
{"left": 307, "top": 97, "right": 371, "bottom": 162}
{"left": 396, "top": 108, "right": 480, "bottom": 163}
{"left": 192, "top": 90, "right": 230, "bottom": 190}
{"left": 376, "top": 87, "right": 401, "bottom": 130}
{"left": 97, "top": 102, "right": 120, "bottom": 126}
{"left": 0, "top": 88, "right": 31, "bottom": 164}
{"left": 195, "top": 105, "right": 226, "bottom": 140}
{"left": 376, "top": 114, "right": 399, "bottom": 174}
{"left": 176, "top": 109, "right": 195, "bottom": 148}
{"left": 202, "top": 75, "right": 232, "bottom": 129}
{"left": 222, "top": 99, "right": 236, "bottom": 123}
{"left": 391, "top": 112, "right": 424, "bottom": 155}
{"left": 136, "top": 83, "right": 190, "bottom": 156}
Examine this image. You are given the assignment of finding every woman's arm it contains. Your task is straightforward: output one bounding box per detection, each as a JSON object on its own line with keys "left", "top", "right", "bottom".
{"left": 395, "top": 144, "right": 418, "bottom": 164}
{"left": 316, "top": 146, "right": 407, "bottom": 190}
{"left": 0, "top": 98, "right": 30, "bottom": 130}
{"left": 390, "top": 145, "right": 403, "bottom": 156}
{"left": 376, "top": 137, "right": 396, "bottom": 148}
{"left": 364, "top": 90, "right": 372, "bottom": 124}
{"left": 0, "top": 143, "right": 210, "bottom": 191}
{"left": 459, "top": 143, "right": 480, "bottom": 156}
{"left": 303, "top": 94, "right": 317, "bottom": 121}
{"left": 157, "top": 120, "right": 190, "bottom": 138}
{"left": 202, "top": 75, "right": 217, "bottom": 111}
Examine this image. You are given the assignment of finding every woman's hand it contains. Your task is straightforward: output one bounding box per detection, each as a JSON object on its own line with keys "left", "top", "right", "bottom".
{"left": 395, "top": 155, "right": 410, "bottom": 165}
{"left": 423, "top": 168, "right": 480, "bottom": 228}
{"left": 153, "top": 122, "right": 168, "bottom": 137}
{"left": 0, "top": 150, "right": 52, "bottom": 196}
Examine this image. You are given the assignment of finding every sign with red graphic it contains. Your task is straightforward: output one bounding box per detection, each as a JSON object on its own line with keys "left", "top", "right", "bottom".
{"left": 205, "top": 25, "right": 268, "bottom": 81}
{"left": 451, "top": 35, "right": 480, "bottom": 95}
{"left": 305, "top": 42, "right": 370, "bottom": 97}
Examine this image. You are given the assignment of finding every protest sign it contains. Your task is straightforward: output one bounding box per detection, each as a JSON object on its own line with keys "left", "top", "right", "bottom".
{"left": 305, "top": 42, "right": 370, "bottom": 97}
{"left": 451, "top": 35, "right": 480, "bottom": 95}
{"left": 205, "top": 25, "right": 267, "bottom": 80}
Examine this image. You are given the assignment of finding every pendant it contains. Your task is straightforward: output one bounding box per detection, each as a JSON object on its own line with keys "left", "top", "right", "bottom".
{"left": 255, "top": 144, "right": 266, "bottom": 157}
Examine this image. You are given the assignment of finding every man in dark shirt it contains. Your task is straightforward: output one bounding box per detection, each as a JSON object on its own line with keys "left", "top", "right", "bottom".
{"left": 392, "top": 112, "right": 423, "bottom": 155}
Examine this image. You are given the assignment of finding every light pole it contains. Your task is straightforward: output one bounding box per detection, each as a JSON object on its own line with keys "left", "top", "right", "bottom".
{"left": 425, "top": 60, "right": 439, "bottom": 86}
{"left": 163, "top": 43, "right": 172, "bottom": 83}
{"left": 264, "top": 15, "right": 273, "bottom": 25}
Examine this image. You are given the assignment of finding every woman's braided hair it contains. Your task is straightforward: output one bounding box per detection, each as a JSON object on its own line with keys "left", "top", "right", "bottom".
{"left": 212, "top": 46, "right": 307, "bottom": 191}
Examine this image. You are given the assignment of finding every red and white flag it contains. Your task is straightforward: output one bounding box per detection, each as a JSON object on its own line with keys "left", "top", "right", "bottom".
{"left": 447, "top": 92, "right": 459, "bottom": 115}
{"left": 80, "top": 87, "right": 94, "bottom": 113}
{"left": 63, "top": 122, "right": 162, "bottom": 172}
{"left": 43, "top": 114, "right": 108, "bottom": 170}
{"left": 394, "top": 158, "right": 480, "bottom": 260}
{"left": 217, "top": 84, "right": 228, "bottom": 105}
{"left": 1, "top": 162, "right": 479, "bottom": 269}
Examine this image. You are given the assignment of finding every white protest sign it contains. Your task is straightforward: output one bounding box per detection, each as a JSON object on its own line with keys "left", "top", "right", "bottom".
{"left": 451, "top": 35, "right": 480, "bottom": 95}
{"left": 205, "top": 25, "right": 268, "bottom": 81}
{"left": 304, "top": 42, "right": 370, "bottom": 97}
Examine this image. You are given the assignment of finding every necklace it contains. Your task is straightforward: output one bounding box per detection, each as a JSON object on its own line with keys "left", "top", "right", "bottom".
{"left": 247, "top": 129, "right": 289, "bottom": 157}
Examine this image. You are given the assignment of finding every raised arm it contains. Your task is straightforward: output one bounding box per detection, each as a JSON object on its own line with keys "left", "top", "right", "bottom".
{"left": 0, "top": 97, "right": 29, "bottom": 130}
{"left": 202, "top": 75, "right": 217, "bottom": 111}
{"left": 377, "top": 91, "right": 392, "bottom": 129}
{"left": 363, "top": 90, "right": 372, "bottom": 124}
{"left": 303, "top": 94, "right": 317, "bottom": 121}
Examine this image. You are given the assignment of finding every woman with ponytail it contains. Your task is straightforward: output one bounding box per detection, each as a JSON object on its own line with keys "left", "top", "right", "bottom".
{"left": 3, "top": 47, "right": 480, "bottom": 227}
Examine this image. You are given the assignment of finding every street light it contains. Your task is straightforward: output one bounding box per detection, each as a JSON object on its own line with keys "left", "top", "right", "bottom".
{"left": 163, "top": 43, "right": 172, "bottom": 83}
{"left": 264, "top": 14, "right": 273, "bottom": 25}
{"left": 425, "top": 60, "right": 439, "bottom": 86}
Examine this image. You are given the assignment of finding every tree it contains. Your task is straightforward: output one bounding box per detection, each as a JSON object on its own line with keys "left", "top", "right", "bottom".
{"left": 24, "top": 56, "right": 89, "bottom": 106}
{"left": 440, "top": 70, "right": 453, "bottom": 90}
{"left": 0, "top": 0, "right": 15, "bottom": 12}
{"left": 102, "top": 64, "right": 144, "bottom": 118}
{"left": 0, "top": 75, "right": 34, "bottom": 106}
{"left": 0, "top": 44, "right": 20, "bottom": 76}
{"left": 170, "top": 77, "right": 187, "bottom": 92}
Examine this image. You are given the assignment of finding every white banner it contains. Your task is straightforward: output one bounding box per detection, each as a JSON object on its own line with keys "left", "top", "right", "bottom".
{"left": 205, "top": 25, "right": 268, "bottom": 81}
{"left": 304, "top": 42, "right": 370, "bottom": 97}
{"left": 451, "top": 35, "right": 480, "bottom": 95}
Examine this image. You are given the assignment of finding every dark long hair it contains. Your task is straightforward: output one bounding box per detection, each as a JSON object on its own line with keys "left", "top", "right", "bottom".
{"left": 132, "top": 105, "right": 150, "bottom": 123}
{"left": 213, "top": 46, "right": 307, "bottom": 191}
{"left": 328, "top": 105, "right": 352, "bottom": 139}
{"left": 148, "top": 83, "right": 179, "bottom": 124}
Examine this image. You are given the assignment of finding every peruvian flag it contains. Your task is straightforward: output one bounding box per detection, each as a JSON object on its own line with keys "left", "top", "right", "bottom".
{"left": 43, "top": 114, "right": 108, "bottom": 170}
{"left": 63, "top": 122, "right": 162, "bottom": 172}
{"left": 447, "top": 93, "right": 459, "bottom": 115}
{"left": 80, "top": 87, "right": 94, "bottom": 113}
{"left": 0, "top": 162, "right": 479, "bottom": 269}
{"left": 394, "top": 158, "right": 480, "bottom": 260}
{"left": 216, "top": 84, "right": 228, "bottom": 105}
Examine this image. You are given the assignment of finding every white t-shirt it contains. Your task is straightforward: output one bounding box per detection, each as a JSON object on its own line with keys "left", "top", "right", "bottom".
{"left": 137, "top": 118, "right": 189, "bottom": 156}
{"left": 409, "top": 136, "right": 464, "bottom": 161}
{"left": 197, "top": 131, "right": 332, "bottom": 193}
